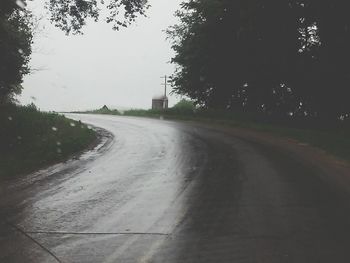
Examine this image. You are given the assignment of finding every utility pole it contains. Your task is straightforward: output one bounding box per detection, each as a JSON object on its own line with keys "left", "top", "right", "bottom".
{"left": 160, "top": 75, "right": 168, "bottom": 97}
{"left": 160, "top": 75, "right": 171, "bottom": 109}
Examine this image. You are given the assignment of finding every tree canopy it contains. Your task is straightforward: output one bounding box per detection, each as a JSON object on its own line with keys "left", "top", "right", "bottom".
{"left": 0, "top": 0, "right": 34, "bottom": 104}
{"left": 47, "top": 0, "right": 150, "bottom": 34}
{"left": 168, "top": 0, "right": 350, "bottom": 119}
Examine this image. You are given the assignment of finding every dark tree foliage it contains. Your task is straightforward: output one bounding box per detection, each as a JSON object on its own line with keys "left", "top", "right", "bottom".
{"left": 0, "top": 0, "right": 34, "bottom": 104}
{"left": 168, "top": 0, "right": 350, "bottom": 119}
{"left": 47, "top": 0, "right": 150, "bottom": 34}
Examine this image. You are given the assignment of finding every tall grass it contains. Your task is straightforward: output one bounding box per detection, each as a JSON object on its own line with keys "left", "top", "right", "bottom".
{"left": 0, "top": 104, "right": 96, "bottom": 177}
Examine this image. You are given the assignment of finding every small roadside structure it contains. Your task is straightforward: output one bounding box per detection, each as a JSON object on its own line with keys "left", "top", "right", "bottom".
{"left": 152, "top": 95, "right": 168, "bottom": 110}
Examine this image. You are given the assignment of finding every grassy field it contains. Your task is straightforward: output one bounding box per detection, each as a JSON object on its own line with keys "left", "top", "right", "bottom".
{"left": 0, "top": 104, "right": 97, "bottom": 178}
{"left": 123, "top": 108, "right": 350, "bottom": 162}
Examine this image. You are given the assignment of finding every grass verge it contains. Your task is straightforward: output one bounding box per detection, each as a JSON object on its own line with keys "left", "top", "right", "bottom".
{"left": 0, "top": 104, "right": 97, "bottom": 178}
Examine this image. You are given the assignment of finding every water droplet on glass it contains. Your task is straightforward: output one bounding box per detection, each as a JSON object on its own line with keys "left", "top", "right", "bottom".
{"left": 52, "top": 127, "right": 58, "bottom": 131}
{"left": 8, "top": 116, "right": 13, "bottom": 121}
{"left": 15, "top": 0, "right": 26, "bottom": 9}
{"left": 70, "top": 122, "right": 76, "bottom": 127}
{"left": 18, "top": 49, "right": 24, "bottom": 54}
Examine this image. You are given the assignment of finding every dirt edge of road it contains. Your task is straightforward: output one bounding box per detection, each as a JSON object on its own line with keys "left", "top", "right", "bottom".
{"left": 194, "top": 121, "right": 350, "bottom": 198}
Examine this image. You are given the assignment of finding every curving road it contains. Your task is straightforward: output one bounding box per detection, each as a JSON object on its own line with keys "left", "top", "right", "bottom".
{"left": 1, "top": 114, "right": 350, "bottom": 263}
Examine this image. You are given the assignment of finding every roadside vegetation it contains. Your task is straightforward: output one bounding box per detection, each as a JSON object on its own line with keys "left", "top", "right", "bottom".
{"left": 123, "top": 100, "right": 350, "bottom": 162}
{"left": 0, "top": 104, "right": 97, "bottom": 178}
{"left": 73, "top": 105, "right": 121, "bottom": 116}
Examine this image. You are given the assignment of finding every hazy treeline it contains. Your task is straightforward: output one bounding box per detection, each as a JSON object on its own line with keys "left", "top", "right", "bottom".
{"left": 168, "top": 0, "right": 350, "bottom": 120}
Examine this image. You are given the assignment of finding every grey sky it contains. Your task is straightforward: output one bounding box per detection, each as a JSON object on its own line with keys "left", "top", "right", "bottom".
{"left": 19, "top": 0, "right": 183, "bottom": 111}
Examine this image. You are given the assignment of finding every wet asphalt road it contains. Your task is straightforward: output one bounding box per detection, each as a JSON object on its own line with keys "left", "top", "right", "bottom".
{"left": 1, "top": 114, "right": 350, "bottom": 263}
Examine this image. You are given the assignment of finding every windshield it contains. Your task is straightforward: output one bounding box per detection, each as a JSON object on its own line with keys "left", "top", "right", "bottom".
{"left": 1, "top": 1, "right": 350, "bottom": 262}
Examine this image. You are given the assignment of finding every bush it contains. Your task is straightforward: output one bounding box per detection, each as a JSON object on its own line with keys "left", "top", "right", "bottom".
{"left": 173, "top": 99, "right": 195, "bottom": 110}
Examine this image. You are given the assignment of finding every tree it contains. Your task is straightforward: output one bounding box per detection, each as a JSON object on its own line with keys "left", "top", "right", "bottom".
{"left": 293, "top": 0, "right": 350, "bottom": 119}
{"left": 47, "top": 0, "right": 150, "bottom": 34}
{"left": 168, "top": 0, "right": 350, "bottom": 119}
{"left": 0, "top": 0, "right": 34, "bottom": 104}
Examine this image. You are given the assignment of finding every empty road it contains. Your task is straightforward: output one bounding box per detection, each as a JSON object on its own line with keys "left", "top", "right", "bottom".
{"left": 1, "top": 114, "right": 350, "bottom": 263}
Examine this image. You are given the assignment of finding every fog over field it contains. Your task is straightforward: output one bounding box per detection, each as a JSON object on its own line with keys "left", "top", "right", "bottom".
{"left": 19, "top": 0, "right": 182, "bottom": 111}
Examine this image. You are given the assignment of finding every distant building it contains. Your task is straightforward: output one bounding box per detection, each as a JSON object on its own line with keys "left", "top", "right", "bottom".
{"left": 152, "top": 95, "right": 169, "bottom": 110}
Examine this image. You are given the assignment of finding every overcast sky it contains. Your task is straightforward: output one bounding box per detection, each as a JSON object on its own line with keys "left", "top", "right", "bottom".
{"left": 19, "top": 0, "right": 183, "bottom": 111}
